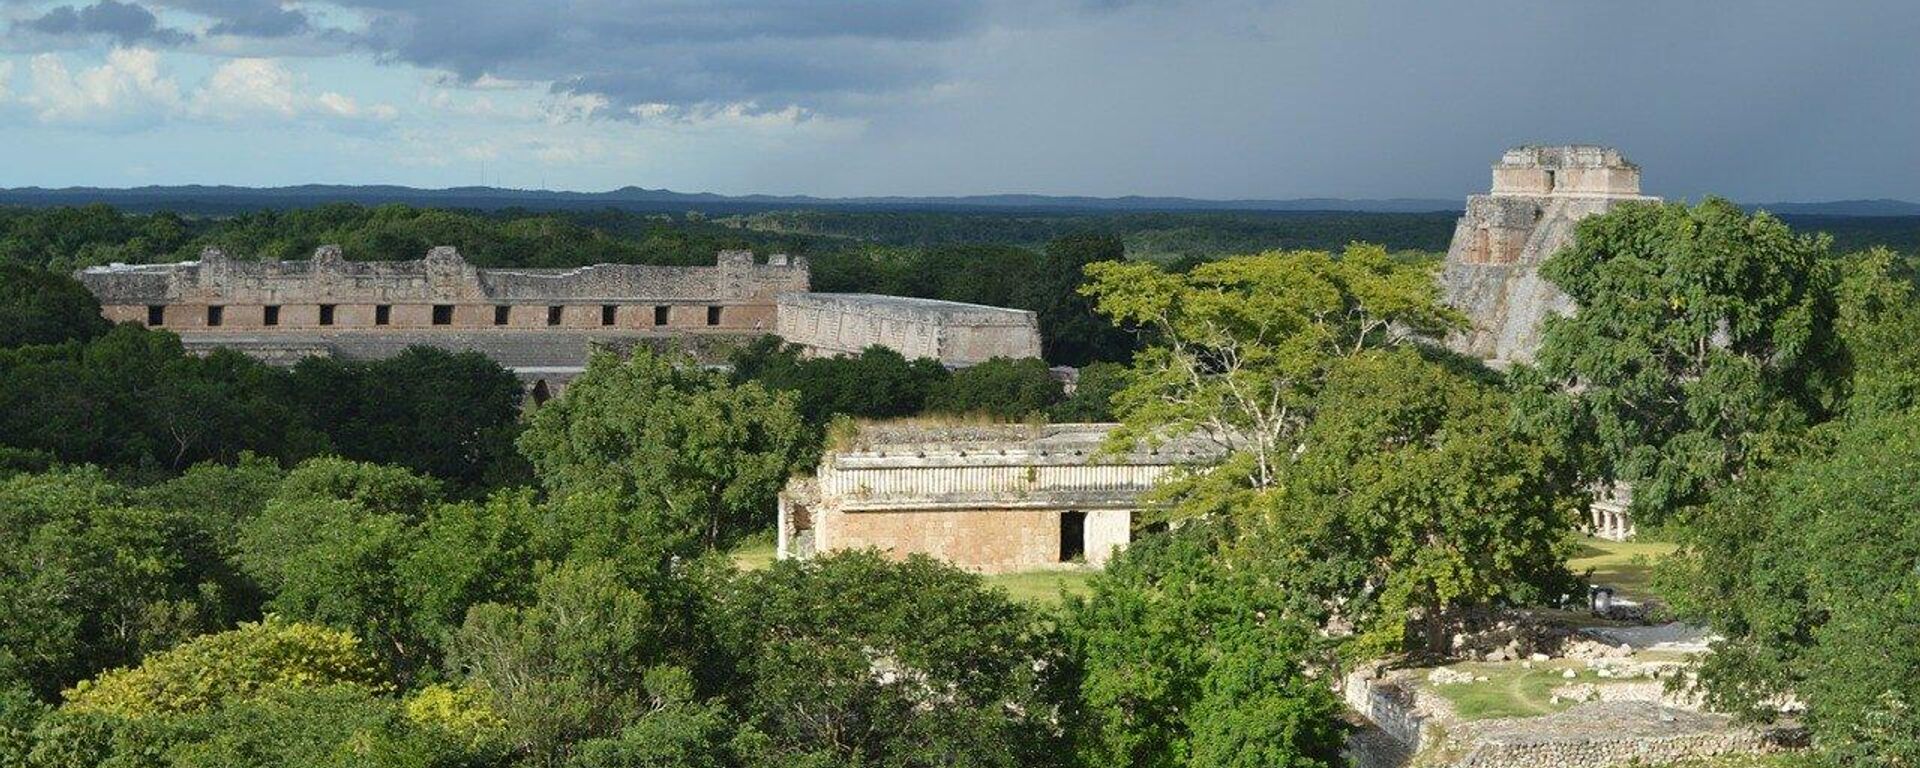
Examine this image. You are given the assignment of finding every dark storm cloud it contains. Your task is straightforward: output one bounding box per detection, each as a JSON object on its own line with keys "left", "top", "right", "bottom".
{"left": 19, "top": 0, "right": 192, "bottom": 45}
{"left": 334, "top": 0, "right": 989, "bottom": 113}
{"left": 7, "top": 0, "right": 989, "bottom": 114}
{"left": 163, "top": 0, "right": 312, "bottom": 37}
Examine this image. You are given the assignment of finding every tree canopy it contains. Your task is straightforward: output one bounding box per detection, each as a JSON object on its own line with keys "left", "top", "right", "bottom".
{"left": 1523, "top": 198, "right": 1845, "bottom": 525}
{"left": 518, "top": 349, "right": 809, "bottom": 560}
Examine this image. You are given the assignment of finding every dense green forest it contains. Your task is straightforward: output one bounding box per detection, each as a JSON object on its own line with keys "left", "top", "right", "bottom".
{"left": 3, "top": 200, "right": 1920, "bottom": 766}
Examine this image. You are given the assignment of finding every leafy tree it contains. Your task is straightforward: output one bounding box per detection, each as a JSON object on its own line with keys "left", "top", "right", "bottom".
{"left": 236, "top": 458, "right": 440, "bottom": 597}
{"left": 61, "top": 618, "right": 383, "bottom": 719}
{"left": 927, "top": 357, "right": 1063, "bottom": 419}
{"left": 730, "top": 338, "right": 949, "bottom": 426}
{"left": 1661, "top": 412, "right": 1920, "bottom": 764}
{"left": 1048, "top": 362, "right": 1130, "bottom": 422}
{"left": 0, "top": 470, "right": 249, "bottom": 700}
{"left": 1831, "top": 246, "right": 1920, "bottom": 420}
{"left": 1022, "top": 235, "right": 1139, "bottom": 366}
{"left": 398, "top": 490, "right": 555, "bottom": 656}
{"left": 452, "top": 562, "right": 669, "bottom": 768}
{"left": 35, "top": 681, "right": 504, "bottom": 768}
{"left": 1524, "top": 198, "right": 1844, "bottom": 525}
{"left": 0, "top": 326, "right": 322, "bottom": 473}
{"left": 714, "top": 551, "right": 1065, "bottom": 768}
{"left": 156, "top": 683, "right": 493, "bottom": 768}
{"left": 0, "top": 265, "right": 109, "bottom": 348}
{"left": 1082, "top": 244, "right": 1460, "bottom": 491}
{"left": 0, "top": 683, "right": 45, "bottom": 767}
{"left": 564, "top": 667, "right": 735, "bottom": 768}
{"left": 290, "top": 347, "right": 529, "bottom": 489}
{"left": 1064, "top": 524, "right": 1346, "bottom": 768}
{"left": 266, "top": 513, "right": 425, "bottom": 683}
{"left": 1254, "top": 349, "right": 1581, "bottom": 655}
{"left": 519, "top": 349, "right": 809, "bottom": 558}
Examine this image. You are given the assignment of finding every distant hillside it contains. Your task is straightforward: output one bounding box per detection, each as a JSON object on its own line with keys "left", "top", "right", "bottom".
{"left": 6, "top": 184, "right": 1919, "bottom": 219}
{"left": 0, "top": 184, "right": 1462, "bottom": 216}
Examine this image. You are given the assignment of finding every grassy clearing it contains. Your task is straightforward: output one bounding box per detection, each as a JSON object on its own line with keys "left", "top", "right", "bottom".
{"left": 1568, "top": 536, "right": 1679, "bottom": 601}
{"left": 728, "top": 532, "right": 778, "bottom": 571}
{"left": 984, "top": 568, "right": 1097, "bottom": 608}
{"left": 1424, "top": 660, "right": 1607, "bottom": 720}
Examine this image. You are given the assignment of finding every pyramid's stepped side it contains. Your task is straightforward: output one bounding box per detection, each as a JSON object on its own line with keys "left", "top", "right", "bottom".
{"left": 1440, "top": 146, "right": 1658, "bottom": 365}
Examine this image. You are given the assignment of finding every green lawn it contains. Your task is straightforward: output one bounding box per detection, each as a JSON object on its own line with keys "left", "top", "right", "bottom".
{"left": 728, "top": 533, "right": 778, "bottom": 571}
{"left": 984, "top": 568, "right": 1097, "bottom": 608}
{"left": 1568, "top": 536, "right": 1678, "bottom": 601}
{"left": 1425, "top": 660, "right": 1606, "bottom": 720}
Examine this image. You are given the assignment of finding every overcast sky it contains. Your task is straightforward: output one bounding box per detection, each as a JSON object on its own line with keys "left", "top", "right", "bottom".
{"left": 1, "top": 0, "right": 1915, "bottom": 201}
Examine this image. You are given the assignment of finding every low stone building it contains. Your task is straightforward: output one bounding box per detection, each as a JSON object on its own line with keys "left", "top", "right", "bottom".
{"left": 1441, "top": 145, "right": 1658, "bottom": 365}
{"left": 775, "top": 292, "right": 1042, "bottom": 366}
{"left": 778, "top": 422, "right": 1220, "bottom": 573}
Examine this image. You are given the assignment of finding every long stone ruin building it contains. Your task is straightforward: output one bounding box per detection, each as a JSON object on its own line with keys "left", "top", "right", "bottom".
{"left": 77, "top": 246, "right": 1044, "bottom": 388}
{"left": 1440, "top": 145, "right": 1657, "bottom": 365}
{"left": 778, "top": 423, "right": 1221, "bottom": 573}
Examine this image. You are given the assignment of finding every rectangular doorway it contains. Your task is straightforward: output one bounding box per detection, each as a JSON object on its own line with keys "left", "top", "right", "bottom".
{"left": 1059, "top": 511, "right": 1086, "bottom": 563}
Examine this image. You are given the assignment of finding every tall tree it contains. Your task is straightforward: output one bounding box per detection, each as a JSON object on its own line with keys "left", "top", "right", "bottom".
{"left": 1081, "top": 244, "right": 1461, "bottom": 491}
{"left": 715, "top": 551, "right": 1066, "bottom": 768}
{"left": 1065, "top": 523, "right": 1346, "bottom": 768}
{"left": 0, "top": 265, "right": 109, "bottom": 348}
{"left": 1523, "top": 198, "right": 1844, "bottom": 525}
{"left": 1661, "top": 412, "right": 1920, "bottom": 764}
{"left": 1024, "top": 235, "right": 1140, "bottom": 366}
{"left": 518, "top": 349, "right": 809, "bottom": 559}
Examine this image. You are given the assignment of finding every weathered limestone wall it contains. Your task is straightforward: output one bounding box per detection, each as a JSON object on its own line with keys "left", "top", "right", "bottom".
{"left": 1441, "top": 145, "right": 1658, "bottom": 364}
{"left": 775, "top": 292, "right": 1042, "bottom": 366}
{"left": 822, "top": 509, "right": 1070, "bottom": 572}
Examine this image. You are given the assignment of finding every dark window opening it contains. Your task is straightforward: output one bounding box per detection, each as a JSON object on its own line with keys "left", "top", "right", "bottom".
{"left": 547, "top": 306, "right": 563, "bottom": 326}
{"left": 432, "top": 304, "right": 454, "bottom": 326}
{"left": 1544, "top": 169, "right": 1557, "bottom": 193}
{"left": 375, "top": 305, "right": 391, "bottom": 326}
{"left": 706, "top": 306, "right": 722, "bottom": 326}
{"left": 601, "top": 304, "right": 617, "bottom": 326}
{"left": 494, "top": 305, "right": 511, "bottom": 325}
{"left": 653, "top": 306, "right": 670, "bottom": 326}
{"left": 263, "top": 305, "right": 280, "bottom": 327}
{"left": 204, "top": 305, "right": 222, "bottom": 327}
{"left": 1059, "top": 511, "right": 1086, "bottom": 563}
{"left": 318, "top": 304, "right": 336, "bottom": 326}
{"left": 147, "top": 305, "right": 166, "bottom": 326}
{"left": 530, "top": 379, "right": 552, "bottom": 405}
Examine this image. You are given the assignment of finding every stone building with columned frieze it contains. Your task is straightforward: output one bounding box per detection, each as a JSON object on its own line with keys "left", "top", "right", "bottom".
{"left": 778, "top": 422, "right": 1223, "bottom": 573}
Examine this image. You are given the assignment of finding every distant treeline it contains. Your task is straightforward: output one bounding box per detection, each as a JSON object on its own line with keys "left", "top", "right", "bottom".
{"left": 718, "top": 209, "right": 1464, "bottom": 260}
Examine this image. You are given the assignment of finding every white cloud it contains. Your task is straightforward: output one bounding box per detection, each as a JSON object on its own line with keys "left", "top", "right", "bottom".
{"left": 316, "top": 90, "right": 395, "bottom": 120}
{"left": 11, "top": 50, "right": 396, "bottom": 127}
{"left": 22, "top": 47, "right": 181, "bottom": 126}
{"left": 0, "top": 60, "right": 13, "bottom": 102}
{"left": 191, "top": 57, "right": 395, "bottom": 122}
{"left": 194, "top": 57, "right": 297, "bottom": 117}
